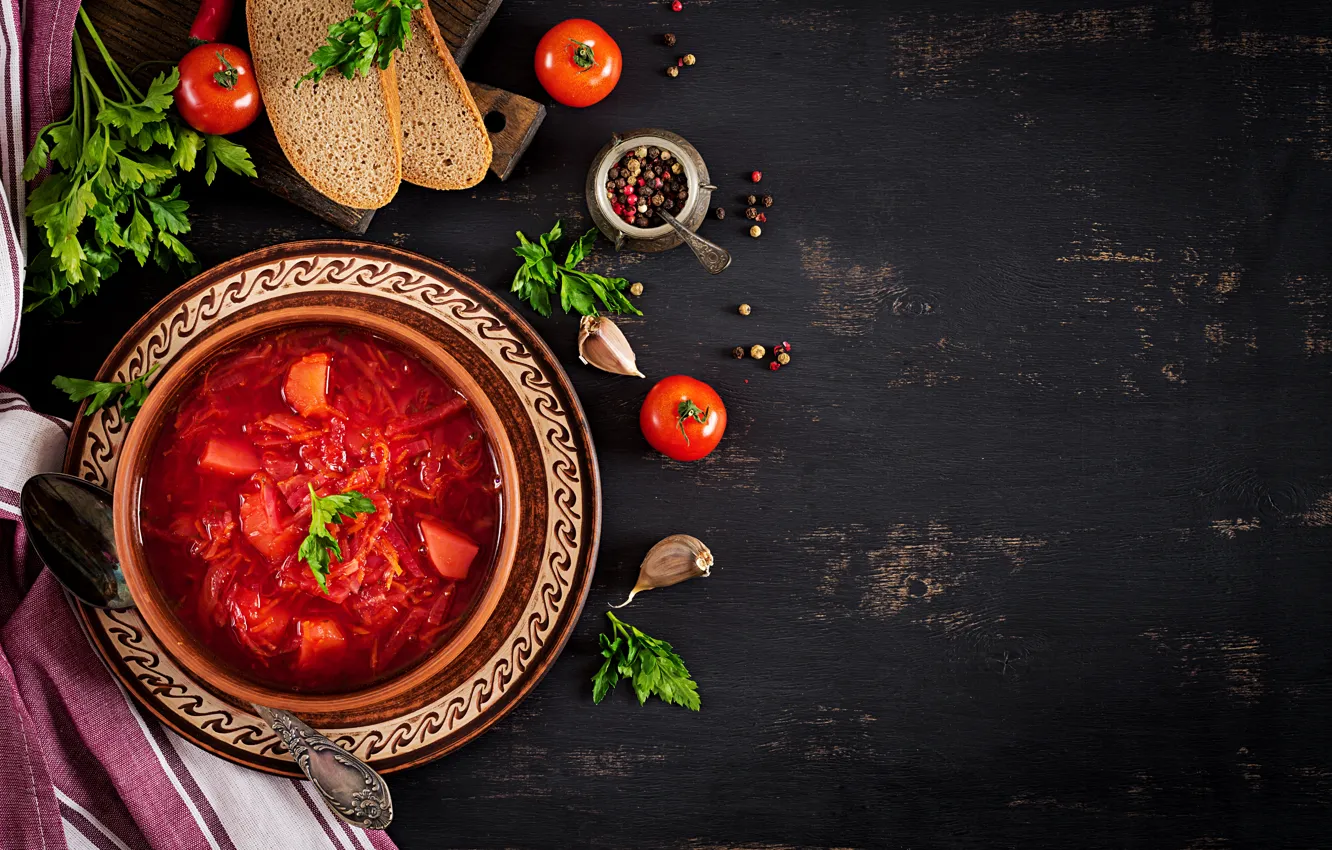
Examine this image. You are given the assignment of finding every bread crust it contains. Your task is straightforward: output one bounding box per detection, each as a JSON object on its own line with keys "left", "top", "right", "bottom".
{"left": 399, "top": 6, "right": 493, "bottom": 191}
{"left": 246, "top": 0, "right": 404, "bottom": 210}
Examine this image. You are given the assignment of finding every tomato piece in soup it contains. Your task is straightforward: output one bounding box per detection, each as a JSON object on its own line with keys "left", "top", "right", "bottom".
{"left": 238, "top": 478, "right": 301, "bottom": 561}
{"left": 420, "top": 518, "right": 479, "bottom": 580}
{"left": 199, "top": 438, "right": 261, "bottom": 476}
{"left": 297, "top": 618, "right": 346, "bottom": 668}
{"left": 284, "top": 352, "right": 332, "bottom": 417}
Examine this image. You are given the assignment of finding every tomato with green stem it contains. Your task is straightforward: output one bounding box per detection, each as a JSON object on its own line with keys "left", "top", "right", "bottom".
{"left": 640, "top": 375, "right": 727, "bottom": 462}
{"left": 175, "top": 43, "right": 261, "bottom": 135}
{"left": 534, "top": 19, "right": 621, "bottom": 107}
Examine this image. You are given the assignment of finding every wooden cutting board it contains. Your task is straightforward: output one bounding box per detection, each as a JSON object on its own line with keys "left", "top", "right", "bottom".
{"left": 83, "top": 0, "right": 545, "bottom": 233}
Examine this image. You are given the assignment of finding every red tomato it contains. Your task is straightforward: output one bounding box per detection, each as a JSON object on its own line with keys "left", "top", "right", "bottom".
{"left": 534, "top": 19, "right": 621, "bottom": 107}
{"left": 175, "top": 43, "right": 261, "bottom": 135}
{"left": 640, "top": 375, "right": 727, "bottom": 462}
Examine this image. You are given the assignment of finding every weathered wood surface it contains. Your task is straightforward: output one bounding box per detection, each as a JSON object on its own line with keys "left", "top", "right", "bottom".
{"left": 83, "top": 0, "right": 537, "bottom": 233}
{"left": 9, "top": 0, "right": 1332, "bottom": 846}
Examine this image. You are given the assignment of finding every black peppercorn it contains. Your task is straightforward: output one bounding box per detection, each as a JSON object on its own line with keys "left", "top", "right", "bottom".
{"left": 762, "top": 194, "right": 774, "bottom": 207}
{"left": 746, "top": 194, "right": 758, "bottom": 206}
{"left": 714, "top": 207, "right": 726, "bottom": 220}
{"left": 663, "top": 32, "right": 677, "bottom": 46}
{"left": 732, "top": 346, "right": 746, "bottom": 359}
{"left": 745, "top": 207, "right": 758, "bottom": 219}
{"left": 648, "top": 146, "right": 660, "bottom": 158}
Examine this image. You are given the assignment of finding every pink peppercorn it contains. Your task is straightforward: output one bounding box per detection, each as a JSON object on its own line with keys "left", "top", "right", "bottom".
{"left": 751, "top": 170, "right": 763, "bottom": 183}
{"left": 671, "top": 0, "right": 682, "bottom": 10}
{"left": 769, "top": 362, "right": 780, "bottom": 371}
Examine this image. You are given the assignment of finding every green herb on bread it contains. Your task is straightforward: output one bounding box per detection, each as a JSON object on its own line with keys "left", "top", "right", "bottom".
{"left": 298, "top": 0, "right": 426, "bottom": 88}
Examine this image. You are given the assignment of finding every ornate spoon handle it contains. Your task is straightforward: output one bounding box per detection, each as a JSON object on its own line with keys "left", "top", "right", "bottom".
{"left": 658, "top": 209, "right": 732, "bottom": 274}
{"left": 254, "top": 704, "right": 393, "bottom": 830}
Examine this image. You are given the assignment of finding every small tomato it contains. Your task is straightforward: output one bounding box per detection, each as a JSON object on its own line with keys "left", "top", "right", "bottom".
{"left": 640, "top": 375, "right": 727, "bottom": 462}
{"left": 175, "top": 43, "right": 261, "bottom": 135}
{"left": 534, "top": 19, "right": 622, "bottom": 108}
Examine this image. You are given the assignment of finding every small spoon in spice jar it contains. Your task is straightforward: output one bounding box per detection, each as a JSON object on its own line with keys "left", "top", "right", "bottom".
{"left": 657, "top": 208, "right": 732, "bottom": 274}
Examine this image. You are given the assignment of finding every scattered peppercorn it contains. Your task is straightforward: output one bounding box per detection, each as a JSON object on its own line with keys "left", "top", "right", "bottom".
{"left": 738, "top": 303, "right": 752, "bottom": 316}
{"left": 745, "top": 194, "right": 758, "bottom": 206}
{"left": 671, "top": 0, "right": 683, "bottom": 10}
{"left": 762, "top": 194, "right": 774, "bottom": 207}
{"left": 663, "top": 32, "right": 677, "bottom": 46}
{"left": 665, "top": 65, "right": 679, "bottom": 77}
{"left": 683, "top": 53, "right": 696, "bottom": 66}
{"left": 629, "top": 282, "right": 644, "bottom": 296}
{"left": 750, "top": 170, "right": 763, "bottom": 183}
{"left": 677, "top": 56, "right": 685, "bottom": 67}
{"left": 744, "top": 207, "right": 758, "bottom": 220}
{"left": 731, "top": 346, "right": 746, "bottom": 359}
{"left": 776, "top": 351, "right": 791, "bottom": 366}
{"left": 755, "top": 213, "right": 767, "bottom": 223}
{"left": 750, "top": 345, "right": 765, "bottom": 359}
{"left": 714, "top": 206, "right": 726, "bottom": 220}
{"left": 749, "top": 225, "right": 762, "bottom": 238}
{"left": 782, "top": 341, "right": 791, "bottom": 351}
{"left": 769, "top": 361, "right": 780, "bottom": 371}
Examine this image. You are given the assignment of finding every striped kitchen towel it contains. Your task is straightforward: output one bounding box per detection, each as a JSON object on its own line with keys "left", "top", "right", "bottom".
{"left": 0, "top": 2, "right": 400, "bottom": 848}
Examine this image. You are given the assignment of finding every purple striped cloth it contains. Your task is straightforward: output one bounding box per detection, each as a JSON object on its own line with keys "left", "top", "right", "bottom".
{"left": 0, "top": 2, "right": 401, "bottom": 848}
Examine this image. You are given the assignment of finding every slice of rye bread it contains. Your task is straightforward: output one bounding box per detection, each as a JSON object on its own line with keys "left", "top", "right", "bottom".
{"left": 246, "top": 0, "right": 402, "bottom": 209}
{"left": 396, "top": 7, "right": 493, "bottom": 190}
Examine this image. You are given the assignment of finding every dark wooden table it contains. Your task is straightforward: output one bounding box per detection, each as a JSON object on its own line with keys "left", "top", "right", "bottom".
{"left": 7, "top": 0, "right": 1332, "bottom": 846}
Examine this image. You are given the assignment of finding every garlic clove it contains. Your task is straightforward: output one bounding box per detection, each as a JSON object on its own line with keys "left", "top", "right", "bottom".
{"left": 578, "top": 315, "right": 645, "bottom": 378}
{"left": 611, "top": 534, "right": 712, "bottom": 608}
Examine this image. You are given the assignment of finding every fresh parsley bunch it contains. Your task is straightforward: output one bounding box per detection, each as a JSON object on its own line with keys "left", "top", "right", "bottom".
{"left": 52, "top": 364, "right": 159, "bottom": 423}
{"left": 512, "top": 221, "right": 641, "bottom": 318}
{"left": 22, "top": 9, "right": 256, "bottom": 315}
{"left": 299, "top": 0, "right": 426, "bottom": 88}
{"left": 299, "top": 485, "right": 377, "bottom": 593}
{"left": 592, "top": 611, "right": 700, "bottom": 710}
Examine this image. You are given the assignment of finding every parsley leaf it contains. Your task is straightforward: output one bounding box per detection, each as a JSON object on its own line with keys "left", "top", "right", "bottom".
{"left": 52, "top": 363, "right": 159, "bottom": 422}
{"left": 299, "top": 485, "right": 376, "bottom": 593}
{"left": 591, "top": 611, "right": 700, "bottom": 710}
{"left": 298, "top": 0, "right": 425, "bottom": 89}
{"left": 510, "top": 221, "right": 644, "bottom": 318}
{"left": 21, "top": 10, "right": 256, "bottom": 316}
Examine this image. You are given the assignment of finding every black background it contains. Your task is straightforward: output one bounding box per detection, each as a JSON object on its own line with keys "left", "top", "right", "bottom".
{"left": 7, "top": 0, "right": 1332, "bottom": 847}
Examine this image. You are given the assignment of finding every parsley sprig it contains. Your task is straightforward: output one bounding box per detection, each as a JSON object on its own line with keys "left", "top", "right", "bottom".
{"left": 512, "top": 221, "right": 642, "bottom": 318}
{"left": 592, "top": 611, "right": 700, "bottom": 710}
{"left": 22, "top": 10, "right": 256, "bottom": 315}
{"left": 52, "top": 363, "right": 159, "bottom": 423}
{"left": 298, "top": 485, "right": 376, "bottom": 593}
{"left": 299, "top": 0, "right": 426, "bottom": 88}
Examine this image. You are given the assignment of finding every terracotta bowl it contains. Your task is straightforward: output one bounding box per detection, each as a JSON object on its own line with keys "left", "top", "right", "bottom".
{"left": 113, "top": 303, "right": 523, "bottom": 714}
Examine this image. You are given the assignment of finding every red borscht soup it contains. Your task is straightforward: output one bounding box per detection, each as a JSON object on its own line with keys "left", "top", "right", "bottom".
{"left": 139, "top": 326, "right": 502, "bottom": 692}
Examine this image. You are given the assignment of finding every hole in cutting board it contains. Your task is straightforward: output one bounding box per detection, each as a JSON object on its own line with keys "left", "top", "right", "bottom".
{"left": 484, "top": 111, "right": 507, "bottom": 134}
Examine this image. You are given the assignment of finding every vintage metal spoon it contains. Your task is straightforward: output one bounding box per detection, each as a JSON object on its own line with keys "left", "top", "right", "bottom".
{"left": 19, "top": 472, "right": 394, "bottom": 830}
{"left": 657, "top": 208, "right": 732, "bottom": 274}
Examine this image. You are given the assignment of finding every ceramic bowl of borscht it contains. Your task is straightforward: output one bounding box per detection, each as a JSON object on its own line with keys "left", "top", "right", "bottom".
{"left": 112, "top": 303, "right": 525, "bottom": 713}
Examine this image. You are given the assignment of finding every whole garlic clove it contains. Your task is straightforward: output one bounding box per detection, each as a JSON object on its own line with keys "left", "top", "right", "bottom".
{"left": 611, "top": 534, "right": 712, "bottom": 608}
{"left": 578, "top": 315, "right": 644, "bottom": 378}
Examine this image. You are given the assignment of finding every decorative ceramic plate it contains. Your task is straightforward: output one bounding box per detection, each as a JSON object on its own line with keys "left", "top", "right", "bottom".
{"left": 62, "top": 241, "right": 601, "bottom": 776}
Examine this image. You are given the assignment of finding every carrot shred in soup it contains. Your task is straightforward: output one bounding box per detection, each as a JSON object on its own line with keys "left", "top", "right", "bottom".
{"left": 139, "top": 326, "right": 502, "bottom": 691}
